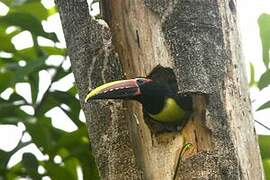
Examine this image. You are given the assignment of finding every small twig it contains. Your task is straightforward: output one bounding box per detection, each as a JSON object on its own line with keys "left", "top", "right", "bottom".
{"left": 173, "top": 142, "right": 193, "bottom": 180}
{"left": 255, "top": 119, "right": 270, "bottom": 132}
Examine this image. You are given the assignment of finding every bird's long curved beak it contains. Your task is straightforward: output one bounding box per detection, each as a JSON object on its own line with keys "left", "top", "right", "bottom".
{"left": 85, "top": 79, "right": 141, "bottom": 102}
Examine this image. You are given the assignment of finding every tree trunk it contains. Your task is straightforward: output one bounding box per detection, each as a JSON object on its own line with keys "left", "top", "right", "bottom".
{"left": 56, "top": 0, "right": 264, "bottom": 179}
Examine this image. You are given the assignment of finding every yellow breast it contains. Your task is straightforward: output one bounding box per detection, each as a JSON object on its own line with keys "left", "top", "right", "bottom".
{"left": 149, "top": 98, "right": 185, "bottom": 123}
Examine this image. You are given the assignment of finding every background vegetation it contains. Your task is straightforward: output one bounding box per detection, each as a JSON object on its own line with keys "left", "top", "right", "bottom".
{"left": 257, "top": 13, "right": 270, "bottom": 180}
{"left": 0, "top": 0, "right": 99, "bottom": 179}
{"left": 0, "top": 0, "right": 269, "bottom": 179}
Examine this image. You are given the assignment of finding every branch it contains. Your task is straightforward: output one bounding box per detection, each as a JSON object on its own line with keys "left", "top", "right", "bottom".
{"left": 255, "top": 119, "right": 270, "bottom": 132}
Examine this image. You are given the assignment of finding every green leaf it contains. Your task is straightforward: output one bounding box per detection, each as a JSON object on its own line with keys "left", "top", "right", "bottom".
{"left": 3, "top": 61, "right": 20, "bottom": 72}
{"left": 26, "top": 117, "right": 62, "bottom": 153}
{"left": 14, "top": 46, "right": 65, "bottom": 61}
{"left": 258, "top": 135, "right": 270, "bottom": 179}
{"left": 52, "top": 67, "right": 70, "bottom": 82}
{"left": 0, "top": 0, "right": 13, "bottom": 6}
{"left": 0, "top": 72, "right": 14, "bottom": 93}
{"left": 0, "top": 98, "right": 30, "bottom": 124}
{"left": 49, "top": 91, "right": 82, "bottom": 127}
{"left": 0, "top": 28, "right": 15, "bottom": 52}
{"left": 50, "top": 125, "right": 99, "bottom": 179}
{"left": 9, "top": 1, "right": 48, "bottom": 21}
{"left": 1, "top": 0, "right": 38, "bottom": 6}
{"left": 50, "top": 91, "right": 80, "bottom": 114}
{"left": 0, "top": 35, "right": 15, "bottom": 52}
{"left": 63, "top": 109, "right": 83, "bottom": 128}
{"left": 8, "top": 93, "right": 21, "bottom": 101}
{"left": 44, "top": 161, "right": 76, "bottom": 180}
{"left": 42, "top": 46, "right": 66, "bottom": 56}
{"left": 0, "top": 13, "right": 58, "bottom": 42}
{"left": 25, "top": 117, "right": 68, "bottom": 156}
{"left": 35, "top": 92, "right": 59, "bottom": 116}
{"left": 63, "top": 158, "right": 79, "bottom": 180}
{"left": 263, "top": 159, "right": 270, "bottom": 180}
{"left": 258, "top": 70, "right": 270, "bottom": 90}
{"left": 258, "top": 13, "right": 270, "bottom": 68}
{"left": 11, "top": 58, "right": 46, "bottom": 85}
{"left": 14, "top": 47, "right": 41, "bottom": 61}
{"left": 48, "top": 6, "right": 57, "bottom": 16}
{"left": 68, "top": 86, "right": 77, "bottom": 96}
{"left": 257, "top": 101, "right": 270, "bottom": 111}
{"left": 249, "top": 63, "right": 256, "bottom": 87}
{"left": 21, "top": 153, "right": 42, "bottom": 180}
{"left": 28, "top": 72, "right": 39, "bottom": 105}
{"left": 0, "top": 150, "right": 13, "bottom": 170}
{"left": 5, "top": 163, "right": 25, "bottom": 180}
{"left": 56, "top": 126, "right": 88, "bottom": 151}
{"left": 0, "top": 3, "right": 99, "bottom": 180}
{"left": 0, "top": 58, "right": 15, "bottom": 67}
{"left": 59, "top": 127, "right": 99, "bottom": 180}
{"left": 0, "top": 141, "right": 32, "bottom": 177}
{"left": 259, "top": 135, "right": 270, "bottom": 160}
{"left": 13, "top": 52, "right": 36, "bottom": 62}
{"left": 79, "top": 150, "right": 100, "bottom": 180}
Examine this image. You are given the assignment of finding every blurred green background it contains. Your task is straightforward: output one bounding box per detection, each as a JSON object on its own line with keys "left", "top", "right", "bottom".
{"left": 0, "top": 0, "right": 99, "bottom": 179}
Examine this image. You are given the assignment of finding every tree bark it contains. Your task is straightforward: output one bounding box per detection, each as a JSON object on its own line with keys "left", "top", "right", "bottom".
{"left": 56, "top": 0, "right": 264, "bottom": 179}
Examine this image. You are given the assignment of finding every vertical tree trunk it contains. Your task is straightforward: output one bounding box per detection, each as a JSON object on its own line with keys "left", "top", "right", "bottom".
{"left": 56, "top": 0, "right": 264, "bottom": 179}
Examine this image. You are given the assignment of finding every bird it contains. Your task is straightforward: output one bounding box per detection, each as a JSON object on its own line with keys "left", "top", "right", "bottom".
{"left": 84, "top": 66, "right": 193, "bottom": 130}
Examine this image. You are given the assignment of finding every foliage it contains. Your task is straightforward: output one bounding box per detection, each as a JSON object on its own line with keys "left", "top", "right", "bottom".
{"left": 251, "top": 13, "right": 270, "bottom": 179}
{"left": 259, "top": 135, "right": 270, "bottom": 179}
{"left": 0, "top": 0, "right": 99, "bottom": 179}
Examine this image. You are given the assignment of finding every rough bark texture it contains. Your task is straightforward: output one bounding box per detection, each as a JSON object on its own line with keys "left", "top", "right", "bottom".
{"left": 56, "top": 0, "right": 264, "bottom": 179}
{"left": 55, "top": 1, "right": 143, "bottom": 179}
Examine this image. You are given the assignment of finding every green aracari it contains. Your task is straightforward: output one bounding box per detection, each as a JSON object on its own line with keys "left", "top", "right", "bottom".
{"left": 84, "top": 70, "right": 192, "bottom": 128}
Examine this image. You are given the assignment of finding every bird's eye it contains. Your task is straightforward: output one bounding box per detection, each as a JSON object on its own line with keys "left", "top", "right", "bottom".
{"left": 136, "top": 78, "right": 145, "bottom": 85}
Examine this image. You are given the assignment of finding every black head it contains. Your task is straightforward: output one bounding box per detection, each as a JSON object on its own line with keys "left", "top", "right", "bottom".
{"left": 134, "top": 80, "right": 170, "bottom": 114}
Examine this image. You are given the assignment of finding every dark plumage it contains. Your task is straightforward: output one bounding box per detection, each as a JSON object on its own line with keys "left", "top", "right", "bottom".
{"left": 85, "top": 66, "right": 193, "bottom": 131}
{"left": 85, "top": 78, "right": 192, "bottom": 126}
